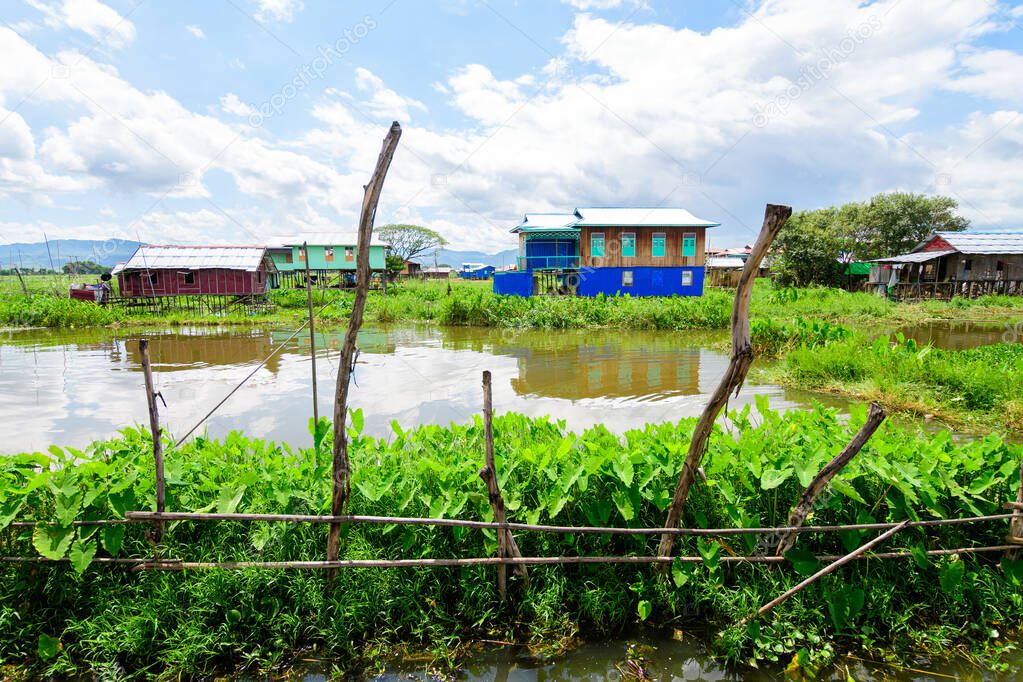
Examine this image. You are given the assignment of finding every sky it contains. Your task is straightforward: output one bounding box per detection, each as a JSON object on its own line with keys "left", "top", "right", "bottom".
{"left": 0, "top": 0, "right": 1022, "bottom": 256}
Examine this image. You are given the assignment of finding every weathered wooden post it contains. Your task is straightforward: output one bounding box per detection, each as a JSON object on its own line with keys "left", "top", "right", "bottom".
{"left": 326, "top": 122, "right": 402, "bottom": 574}
{"left": 775, "top": 403, "right": 887, "bottom": 555}
{"left": 138, "top": 339, "right": 166, "bottom": 542}
{"left": 304, "top": 241, "right": 319, "bottom": 425}
{"left": 478, "top": 370, "right": 526, "bottom": 600}
{"left": 13, "top": 267, "right": 28, "bottom": 295}
{"left": 657, "top": 204, "right": 791, "bottom": 562}
{"left": 1010, "top": 458, "right": 1023, "bottom": 548}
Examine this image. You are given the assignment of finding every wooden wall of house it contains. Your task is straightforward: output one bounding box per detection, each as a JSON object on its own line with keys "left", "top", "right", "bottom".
{"left": 954, "top": 254, "right": 1023, "bottom": 281}
{"left": 118, "top": 267, "right": 269, "bottom": 297}
{"left": 578, "top": 227, "right": 706, "bottom": 268}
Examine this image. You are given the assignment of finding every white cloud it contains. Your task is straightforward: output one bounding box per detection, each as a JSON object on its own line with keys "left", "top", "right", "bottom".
{"left": 186, "top": 25, "right": 206, "bottom": 40}
{"left": 946, "top": 48, "right": 1023, "bottom": 104}
{"left": 253, "top": 0, "right": 304, "bottom": 23}
{"left": 27, "top": 0, "right": 136, "bottom": 49}
{"left": 220, "top": 93, "right": 257, "bottom": 118}
{"left": 353, "top": 68, "right": 428, "bottom": 121}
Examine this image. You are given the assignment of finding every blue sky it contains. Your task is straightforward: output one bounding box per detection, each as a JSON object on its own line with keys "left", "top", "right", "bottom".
{"left": 1, "top": 0, "right": 1022, "bottom": 256}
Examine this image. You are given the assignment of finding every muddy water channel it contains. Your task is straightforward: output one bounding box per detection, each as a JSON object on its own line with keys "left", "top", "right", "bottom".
{"left": 0, "top": 324, "right": 847, "bottom": 454}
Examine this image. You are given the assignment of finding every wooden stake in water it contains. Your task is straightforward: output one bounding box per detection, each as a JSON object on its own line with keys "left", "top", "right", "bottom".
{"left": 138, "top": 339, "right": 166, "bottom": 542}
{"left": 304, "top": 241, "right": 319, "bottom": 425}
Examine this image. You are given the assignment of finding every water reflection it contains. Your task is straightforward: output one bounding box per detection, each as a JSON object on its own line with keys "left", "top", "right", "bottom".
{"left": 0, "top": 325, "right": 848, "bottom": 454}
{"left": 897, "top": 320, "right": 1017, "bottom": 350}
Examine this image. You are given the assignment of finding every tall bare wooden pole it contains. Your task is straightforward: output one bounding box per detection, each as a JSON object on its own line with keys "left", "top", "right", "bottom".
{"left": 326, "top": 122, "right": 402, "bottom": 570}
{"left": 304, "top": 241, "right": 319, "bottom": 424}
{"left": 138, "top": 339, "right": 166, "bottom": 542}
{"left": 1011, "top": 458, "right": 1023, "bottom": 544}
{"left": 657, "top": 204, "right": 791, "bottom": 561}
{"left": 13, "top": 267, "right": 27, "bottom": 294}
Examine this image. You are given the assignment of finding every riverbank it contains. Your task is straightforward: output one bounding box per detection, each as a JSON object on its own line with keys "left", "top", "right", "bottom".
{"left": 6, "top": 276, "right": 1023, "bottom": 332}
{"left": 2, "top": 408, "right": 1021, "bottom": 678}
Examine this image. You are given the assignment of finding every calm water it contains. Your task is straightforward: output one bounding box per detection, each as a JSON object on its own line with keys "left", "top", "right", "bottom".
{"left": 0, "top": 324, "right": 847, "bottom": 454}
{"left": 898, "top": 320, "right": 1019, "bottom": 350}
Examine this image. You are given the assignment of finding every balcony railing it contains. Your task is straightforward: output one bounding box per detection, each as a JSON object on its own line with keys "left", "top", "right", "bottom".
{"left": 518, "top": 255, "right": 580, "bottom": 270}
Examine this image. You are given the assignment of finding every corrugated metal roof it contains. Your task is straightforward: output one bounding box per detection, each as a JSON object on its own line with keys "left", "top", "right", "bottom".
{"left": 873, "top": 250, "right": 956, "bottom": 264}
{"left": 934, "top": 231, "right": 1023, "bottom": 255}
{"left": 266, "top": 232, "right": 388, "bottom": 247}
{"left": 706, "top": 256, "right": 746, "bottom": 269}
{"left": 573, "top": 207, "right": 719, "bottom": 228}
{"left": 511, "top": 213, "right": 579, "bottom": 233}
{"left": 118, "top": 246, "right": 271, "bottom": 272}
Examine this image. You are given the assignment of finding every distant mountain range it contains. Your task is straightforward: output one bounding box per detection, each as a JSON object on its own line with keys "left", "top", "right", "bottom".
{"left": 0, "top": 239, "right": 519, "bottom": 270}
{"left": 1, "top": 239, "right": 141, "bottom": 269}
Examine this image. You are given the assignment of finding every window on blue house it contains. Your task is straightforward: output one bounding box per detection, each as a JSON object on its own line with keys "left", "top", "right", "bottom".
{"left": 681, "top": 270, "right": 693, "bottom": 287}
{"left": 622, "top": 233, "right": 636, "bottom": 258}
{"left": 622, "top": 270, "right": 633, "bottom": 287}
{"left": 682, "top": 232, "right": 697, "bottom": 257}
{"left": 591, "top": 233, "right": 605, "bottom": 258}
{"left": 652, "top": 232, "right": 666, "bottom": 257}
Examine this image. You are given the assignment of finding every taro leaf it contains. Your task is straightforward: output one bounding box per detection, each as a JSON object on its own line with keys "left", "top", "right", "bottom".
{"left": 54, "top": 489, "right": 83, "bottom": 527}
{"left": 784, "top": 547, "right": 820, "bottom": 577}
{"left": 68, "top": 538, "right": 97, "bottom": 575}
{"left": 760, "top": 467, "right": 793, "bottom": 491}
{"left": 826, "top": 585, "right": 864, "bottom": 632}
{"left": 910, "top": 544, "right": 931, "bottom": 569}
{"left": 671, "top": 557, "right": 691, "bottom": 588}
{"left": 611, "top": 457, "right": 634, "bottom": 487}
{"left": 32, "top": 524, "right": 74, "bottom": 560}
{"left": 939, "top": 557, "right": 965, "bottom": 594}
{"left": 37, "top": 633, "right": 60, "bottom": 660}
{"left": 697, "top": 538, "right": 721, "bottom": 570}
{"left": 311, "top": 417, "right": 331, "bottom": 452}
{"left": 349, "top": 408, "right": 365, "bottom": 436}
{"left": 611, "top": 489, "right": 635, "bottom": 521}
{"left": 583, "top": 499, "right": 612, "bottom": 527}
{"left": 0, "top": 498, "right": 24, "bottom": 531}
{"left": 637, "top": 600, "right": 652, "bottom": 621}
{"left": 837, "top": 530, "right": 863, "bottom": 553}
{"left": 107, "top": 488, "right": 137, "bottom": 518}
{"left": 101, "top": 525, "right": 125, "bottom": 556}
{"left": 250, "top": 524, "right": 276, "bottom": 552}
{"left": 216, "top": 486, "right": 246, "bottom": 514}
{"left": 547, "top": 491, "right": 570, "bottom": 519}
{"left": 1000, "top": 558, "right": 1023, "bottom": 587}
{"left": 829, "top": 479, "right": 866, "bottom": 504}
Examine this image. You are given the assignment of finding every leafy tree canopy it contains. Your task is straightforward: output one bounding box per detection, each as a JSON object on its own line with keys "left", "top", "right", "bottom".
{"left": 378, "top": 224, "right": 447, "bottom": 264}
{"left": 62, "top": 260, "right": 107, "bottom": 275}
{"left": 773, "top": 192, "right": 969, "bottom": 287}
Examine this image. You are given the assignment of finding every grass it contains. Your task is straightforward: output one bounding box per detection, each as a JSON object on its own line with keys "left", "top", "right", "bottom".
{"left": 5, "top": 275, "right": 1023, "bottom": 332}
{"left": 1, "top": 405, "right": 1021, "bottom": 678}
{"left": 761, "top": 332, "right": 1023, "bottom": 432}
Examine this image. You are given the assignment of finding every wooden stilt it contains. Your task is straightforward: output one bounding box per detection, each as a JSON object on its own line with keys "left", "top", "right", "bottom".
{"left": 304, "top": 241, "right": 319, "bottom": 425}
{"left": 138, "top": 339, "right": 166, "bottom": 542}
{"left": 326, "top": 122, "right": 402, "bottom": 577}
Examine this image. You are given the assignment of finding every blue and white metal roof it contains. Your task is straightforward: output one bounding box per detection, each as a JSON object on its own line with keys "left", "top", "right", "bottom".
{"left": 510, "top": 207, "right": 719, "bottom": 233}
{"left": 932, "top": 231, "right": 1023, "bottom": 255}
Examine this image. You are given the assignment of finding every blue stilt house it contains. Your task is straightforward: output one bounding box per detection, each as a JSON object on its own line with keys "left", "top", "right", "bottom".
{"left": 493, "top": 207, "right": 720, "bottom": 297}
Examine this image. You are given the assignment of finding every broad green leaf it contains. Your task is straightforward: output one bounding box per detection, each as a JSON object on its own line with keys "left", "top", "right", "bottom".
{"left": 939, "top": 557, "right": 965, "bottom": 593}
{"left": 611, "top": 489, "right": 635, "bottom": 521}
{"left": 107, "top": 488, "right": 137, "bottom": 518}
{"left": 32, "top": 524, "right": 75, "bottom": 560}
{"left": 1001, "top": 558, "right": 1023, "bottom": 586}
{"left": 910, "top": 544, "right": 930, "bottom": 569}
{"left": 38, "top": 633, "right": 60, "bottom": 660}
{"left": 829, "top": 478, "right": 866, "bottom": 504}
{"left": 760, "top": 467, "right": 793, "bottom": 491}
{"left": 611, "top": 457, "right": 634, "bottom": 486}
{"left": 216, "top": 486, "right": 246, "bottom": 514}
{"left": 697, "top": 538, "right": 721, "bottom": 569}
{"left": 671, "top": 558, "right": 691, "bottom": 588}
{"left": 349, "top": 408, "right": 364, "bottom": 435}
{"left": 583, "top": 499, "right": 612, "bottom": 527}
{"left": 637, "top": 599, "right": 652, "bottom": 621}
{"left": 0, "top": 498, "right": 24, "bottom": 531}
{"left": 68, "top": 538, "right": 97, "bottom": 575}
{"left": 784, "top": 547, "right": 820, "bottom": 577}
{"left": 101, "top": 525, "right": 126, "bottom": 556}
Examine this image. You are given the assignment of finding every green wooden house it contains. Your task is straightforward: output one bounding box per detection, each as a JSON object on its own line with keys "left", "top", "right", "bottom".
{"left": 267, "top": 233, "right": 388, "bottom": 288}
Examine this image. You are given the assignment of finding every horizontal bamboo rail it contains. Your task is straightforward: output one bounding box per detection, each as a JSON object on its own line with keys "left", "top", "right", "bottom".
{"left": 121, "top": 510, "right": 1018, "bottom": 535}
{"left": 3, "top": 544, "right": 1016, "bottom": 568}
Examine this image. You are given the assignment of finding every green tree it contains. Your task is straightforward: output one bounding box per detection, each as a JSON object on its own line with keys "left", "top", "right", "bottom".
{"left": 62, "top": 260, "right": 107, "bottom": 275}
{"left": 773, "top": 193, "right": 969, "bottom": 286}
{"left": 378, "top": 224, "right": 447, "bottom": 264}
